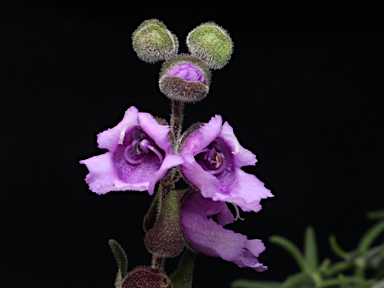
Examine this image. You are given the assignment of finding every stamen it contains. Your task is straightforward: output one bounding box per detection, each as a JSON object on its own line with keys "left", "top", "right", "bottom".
{"left": 118, "top": 122, "right": 137, "bottom": 145}
{"left": 147, "top": 144, "right": 164, "bottom": 164}
{"left": 133, "top": 141, "right": 142, "bottom": 155}
{"left": 231, "top": 203, "right": 245, "bottom": 221}
{"left": 214, "top": 152, "right": 222, "bottom": 168}
{"left": 220, "top": 133, "right": 240, "bottom": 154}
{"left": 139, "top": 139, "right": 150, "bottom": 153}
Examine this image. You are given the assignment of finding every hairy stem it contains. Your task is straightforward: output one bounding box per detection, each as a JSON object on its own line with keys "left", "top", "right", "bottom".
{"left": 171, "top": 100, "right": 184, "bottom": 147}
{"left": 148, "top": 101, "right": 185, "bottom": 270}
{"left": 151, "top": 255, "right": 165, "bottom": 269}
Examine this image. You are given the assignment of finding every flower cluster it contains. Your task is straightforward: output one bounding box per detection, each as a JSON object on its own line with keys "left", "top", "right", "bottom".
{"left": 80, "top": 19, "right": 273, "bottom": 288}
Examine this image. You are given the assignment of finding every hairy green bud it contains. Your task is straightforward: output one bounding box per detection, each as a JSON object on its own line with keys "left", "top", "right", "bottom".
{"left": 132, "top": 19, "right": 178, "bottom": 64}
{"left": 186, "top": 22, "right": 233, "bottom": 70}
{"left": 159, "top": 54, "right": 211, "bottom": 103}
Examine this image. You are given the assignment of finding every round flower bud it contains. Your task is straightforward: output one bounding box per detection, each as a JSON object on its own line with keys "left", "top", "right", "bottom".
{"left": 186, "top": 22, "right": 233, "bottom": 70}
{"left": 132, "top": 19, "right": 179, "bottom": 64}
{"left": 158, "top": 54, "right": 211, "bottom": 103}
{"left": 121, "top": 266, "right": 172, "bottom": 288}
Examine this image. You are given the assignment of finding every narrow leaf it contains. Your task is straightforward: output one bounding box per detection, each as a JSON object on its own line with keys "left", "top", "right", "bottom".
{"left": 304, "top": 226, "right": 318, "bottom": 272}
{"left": 329, "top": 235, "right": 349, "bottom": 260}
{"left": 170, "top": 249, "right": 196, "bottom": 288}
{"left": 143, "top": 189, "right": 160, "bottom": 232}
{"left": 108, "top": 239, "right": 128, "bottom": 288}
{"left": 325, "top": 261, "right": 353, "bottom": 277}
{"left": 367, "top": 210, "right": 384, "bottom": 220}
{"left": 270, "top": 236, "right": 306, "bottom": 272}
{"left": 281, "top": 272, "right": 312, "bottom": 288}
{"left": 357, "top": 221, "right": 384, "bottom": 254}
{"left": 319, "top": 258, "right": 331, "bottom": 273}
{"left": 320, "top": 276, "right": 365, "bottom": 287}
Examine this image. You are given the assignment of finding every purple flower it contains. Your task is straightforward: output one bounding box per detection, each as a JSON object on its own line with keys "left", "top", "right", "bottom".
{"left": 166, "top": 62, "right": 207, "bottom": 84}
{"left": 179, "top": 115, "right": 273, "bottom": 213}
{"left": 80, "top": 106, "right": 183, "bottom": 195}
{"left": 181, "top": 191, "right": 268, "bottom": 272}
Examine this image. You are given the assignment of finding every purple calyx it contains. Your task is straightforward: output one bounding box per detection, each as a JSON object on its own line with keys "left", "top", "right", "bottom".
{"left": 123, "top": 128, "right": 164, "bottom": 165}
{"left": 167, "top": 62, "right": 206, "bottom": 84}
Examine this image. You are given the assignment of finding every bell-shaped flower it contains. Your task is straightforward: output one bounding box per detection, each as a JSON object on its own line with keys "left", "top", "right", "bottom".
{"left": 80, "top": 106, "right": 183, "bottom": 195}
{"left": 181, "top": 191, "right": 268, "bottom": 272}
{"left": 178, "top": 115, "right": 273, "bottom": 212}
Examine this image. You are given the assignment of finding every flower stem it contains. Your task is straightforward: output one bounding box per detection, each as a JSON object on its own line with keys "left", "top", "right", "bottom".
{"left": 151, "top": 254, "right": 165, "bottom": 269}
{"left": 148, "top": 100, "right": 185, "bottom": 271}
{"left": 171, "top": 100, "right": 184, "bottom": 147}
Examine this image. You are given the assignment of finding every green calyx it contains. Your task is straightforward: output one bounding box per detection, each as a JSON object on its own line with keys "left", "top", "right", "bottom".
{"left": 132, "top": 19, "right": 178, "bottom": 64}
{"left": 186, "top": 22, "right": 233, "bottom": 70}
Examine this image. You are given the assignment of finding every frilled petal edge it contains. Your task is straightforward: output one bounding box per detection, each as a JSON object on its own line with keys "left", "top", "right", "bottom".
{"left": 79, "top": 152, "right": 149, "bottom": 194}
{"left": 181, "top": 193, "right": 267, "bottom": 271}
{"left": 97, "top": 106, "right": 139, "bottom": 150}
{"left": 212, "top": 169, "right": 274, "bottom": 212}
{"left": 181, "top": 115, "right": 222, "bottom": 155}
{"left": 220, "top": 121, "right": 257, "bottom": 167}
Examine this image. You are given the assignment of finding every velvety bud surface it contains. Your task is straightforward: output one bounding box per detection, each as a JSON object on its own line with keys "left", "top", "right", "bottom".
{"left": 186, "top": 22, "right": 233, "bottom": 70}
{"left": 121, "top": 266, "right": 172, "bottom": 288}
{"left": 80, "top": 106, "right": 183, "bottom": 195}
{"left": 159, "top": 54, "right": 211, "bottom": 103}
{"left": 132, "top": 19, "right": 178, "bottom": 64}
{"left": 144, "top": 190, "right": 185, "bottom": 257}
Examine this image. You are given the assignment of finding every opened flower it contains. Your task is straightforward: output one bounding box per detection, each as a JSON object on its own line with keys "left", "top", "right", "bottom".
{"left": 80, "top": 106, "right": 182, "bottom": 195}
{"left": 181, "top": 191, "right": 268, "bottom": 271}
{"left": 179, "top": 115, "right": 273, "bottom": 212}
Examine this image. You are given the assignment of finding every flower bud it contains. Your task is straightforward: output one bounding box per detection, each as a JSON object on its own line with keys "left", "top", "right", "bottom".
{"left": 159, "top": 54, "right": 211, "bottom": 103}
{"left": 121, "top": 266, "right": 171, "bottom": 288}
{"left": 186, "top": 22, "right": 233, "bottom": 70}
{"left": 144, "top": 190, "right": 185, "bottom": 258}
{"left": 132, "top": 19, "right": 178, "bottom": 64}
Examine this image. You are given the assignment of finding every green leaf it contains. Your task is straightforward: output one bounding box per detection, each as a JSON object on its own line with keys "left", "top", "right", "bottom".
{"left": 108, "top": 239, "right": 128, "bottom": 288}
{"left": 325, "top": 261, "right": 353, "bottom": 277}
{"left": 357, "top": 221, "right": 384, "bottom": 255}
{"left": 304, "top": 226, "right": 318, "bottom": 272}
{"left": 319, "top": 276, "right": 367, "bottom": 287}
{"left": 281, "top": 272, "right": 312, "bottom": 288}
{"left": 231, "top": 280, "right": 282, "bottom": 288}
{"left": 170, "top": 249, "right": 196, "bottom": 288}
{"left": 366, "top": 210, "right": 384, "bottom": 220}
{"left": 329, "top": 235, "right": 349, "bottom": 260}
{"left": 143, "top": 189, "right": 160, "bottom": 232}
{"left": 371, "top": 278, "right": 384, "bottom": 288}
{"left": 319, "top": 258, "right": 331, "bottom": 273}
{"left": 365, "top": 244, "right": 384, "bottom": 270}
{"left": 270, "top": 236, "right": 307, "bottom": 272}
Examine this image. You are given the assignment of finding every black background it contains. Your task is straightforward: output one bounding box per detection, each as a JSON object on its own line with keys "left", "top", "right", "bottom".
{"left": 1, "top": 0, "right": 383, "bottom": 287}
